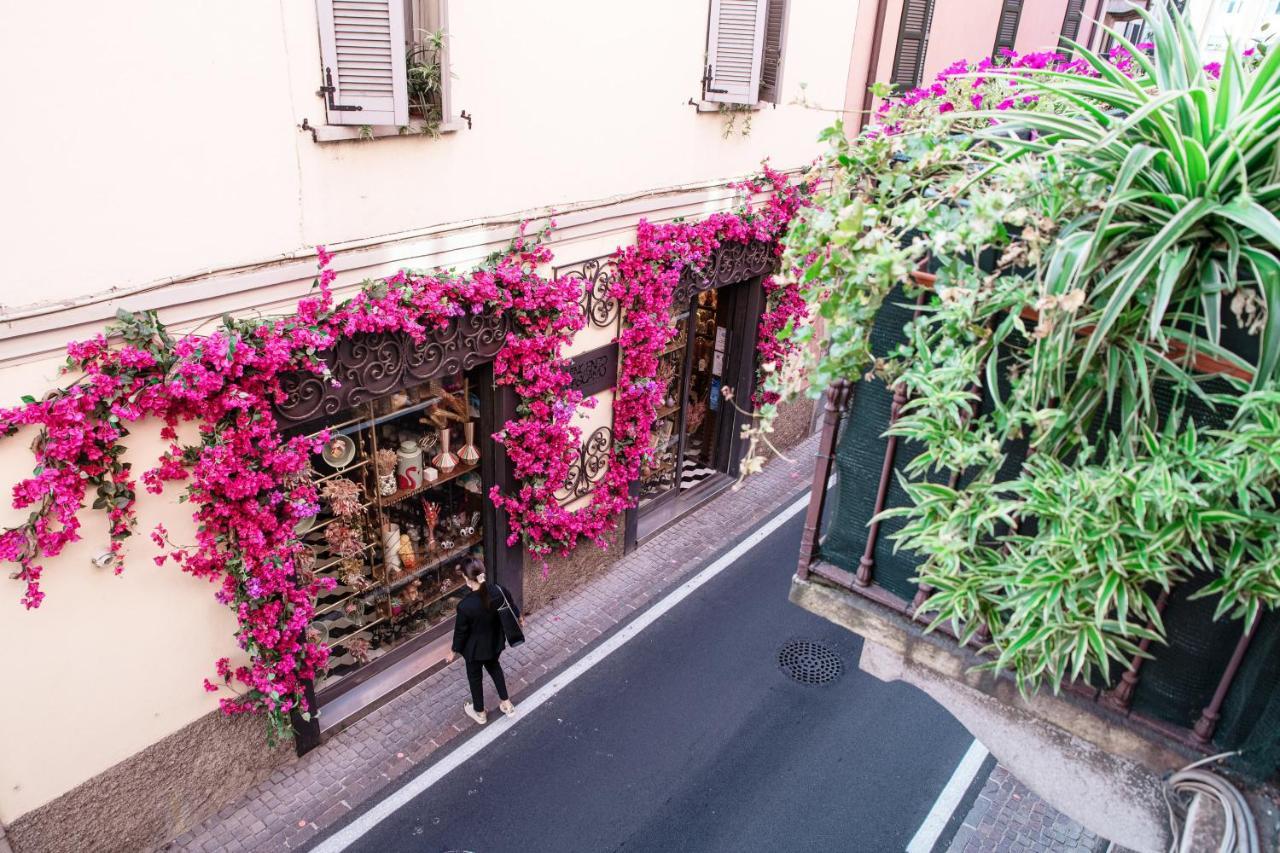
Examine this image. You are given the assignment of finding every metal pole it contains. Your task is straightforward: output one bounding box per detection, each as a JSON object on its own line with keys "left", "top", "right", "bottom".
{"left": 857, "top": 0, "right": 893, "bottom": 133}
{"left": 797, "top": 380, "right": 853, "bottom": 580}
{"left": 1193, "top": 620, "right": 1260, "bottom": 744}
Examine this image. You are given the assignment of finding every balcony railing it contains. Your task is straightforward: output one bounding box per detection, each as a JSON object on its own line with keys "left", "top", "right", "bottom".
{"left": 796, "top": 268, "right": 1280, "bottom": 780}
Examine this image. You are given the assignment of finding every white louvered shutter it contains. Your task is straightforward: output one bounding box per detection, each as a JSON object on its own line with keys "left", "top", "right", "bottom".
{"left": 316, "top": 0, "right": 409, "bottom": 126}
{"left": 758, "top": 0, "right": 789, "bottom": 105}
{"left": 704, "top": 0, "right": 769, "bottom": 106}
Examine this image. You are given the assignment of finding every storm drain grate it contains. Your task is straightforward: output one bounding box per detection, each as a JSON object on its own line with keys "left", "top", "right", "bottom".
{"left": 777, "top": 639, "right": 843, "bottom": 685}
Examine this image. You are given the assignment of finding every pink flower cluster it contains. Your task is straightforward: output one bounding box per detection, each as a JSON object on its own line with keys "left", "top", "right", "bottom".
{"left": 501, "top": 166, "right": 814, "bottom": 560}
{"left": 869, "top": 42, "right": 1231, "bottom": 136}
{"left": 0, "top": 236, "right": 583, "bottom": 738}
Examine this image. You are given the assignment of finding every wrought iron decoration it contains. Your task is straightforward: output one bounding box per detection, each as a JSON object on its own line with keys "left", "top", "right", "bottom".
{"left": 555, "top": 425, "right": 614, "bottom": 505}
{"left": 273, "top": 312, "right": 508, "bottom": 427}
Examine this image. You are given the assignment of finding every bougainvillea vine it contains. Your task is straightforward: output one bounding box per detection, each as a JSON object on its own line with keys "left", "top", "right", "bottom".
{"left": 0, "top": 168, "right": 812, "bottom": 740}
{"left": 492, "top": 166, "right": 814, "bottom": 555}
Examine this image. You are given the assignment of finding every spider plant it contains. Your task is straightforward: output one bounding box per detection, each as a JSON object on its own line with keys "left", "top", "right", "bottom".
{"left": 406, "top": 29, "right": 446, "bottom": 131}
{"left": 974, "top": 7, "right": 1280, "bottom": 406}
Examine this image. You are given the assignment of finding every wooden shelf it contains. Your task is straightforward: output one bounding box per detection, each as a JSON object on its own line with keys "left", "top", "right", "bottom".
{"left": 377, "top": 461, "right": 479, "bottom": 508}
{"left": 660, "top": 340, "right": 688, "bottom": 357}
{"left": 334, "top": 394, "right": 442, "bottom": 437}
{"left": 656, "top": 402, "right": 681, "bottom": 419}
{"left": 368, "top": 534, "right": 483, "bottom": 600}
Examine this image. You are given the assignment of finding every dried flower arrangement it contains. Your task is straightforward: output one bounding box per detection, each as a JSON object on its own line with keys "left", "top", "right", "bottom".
{"left": 375, "top": 448, "right": 398, "bottom": 477}
{"left": 320, "top": 477, "right": 363, "bottom": 517}
{"left": 324, "top": 520, "right": 363, "bottom": 559}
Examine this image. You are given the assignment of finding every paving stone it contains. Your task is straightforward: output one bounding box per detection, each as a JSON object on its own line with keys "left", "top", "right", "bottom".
{"left": 947, "top": 763, "right": 1108, "bottom": 852}
{"left": 169, "top": 434, "right": 819, "bottom": 852}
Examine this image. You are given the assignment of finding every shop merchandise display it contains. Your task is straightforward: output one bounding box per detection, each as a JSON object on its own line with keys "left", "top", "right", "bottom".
{"left": 304, "top": 369, "right": 486, "bottom": 692}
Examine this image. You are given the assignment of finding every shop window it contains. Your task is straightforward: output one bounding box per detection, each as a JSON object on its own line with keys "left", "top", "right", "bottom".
{"left": 639, "top": 286, "right": 743, "bottom": 514}
{"left": 298, "top": 367, "right": 486, "bottom": 695}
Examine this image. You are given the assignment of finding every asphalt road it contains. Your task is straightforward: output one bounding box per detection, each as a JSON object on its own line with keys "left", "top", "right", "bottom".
{"left": 318, "top": 508, "right": 973, "bottom": 853}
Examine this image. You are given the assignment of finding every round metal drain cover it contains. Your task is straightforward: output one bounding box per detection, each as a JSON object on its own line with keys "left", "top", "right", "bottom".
{"left": 778, "top": 639, "right": 843, "bottom": 685}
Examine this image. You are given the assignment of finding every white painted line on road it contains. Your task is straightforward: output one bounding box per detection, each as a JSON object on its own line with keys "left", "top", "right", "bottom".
{"left": 906, "top": 739, "right": 990, "bottom": 853}
{"left": 312, "top": 490, "right": 813, "bottom": 853}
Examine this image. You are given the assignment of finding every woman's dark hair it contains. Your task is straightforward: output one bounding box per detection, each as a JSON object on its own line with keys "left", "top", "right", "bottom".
{"left": 461, "top": 558, "right": 493, "bottom": 610}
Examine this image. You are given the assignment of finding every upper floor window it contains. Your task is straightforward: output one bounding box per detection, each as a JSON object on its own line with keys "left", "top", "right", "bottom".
{"left": 314, "top": 0, "right": 453, "bottom": 132}
{"left": 702, "top": 0, "right": 791, "bottom": 106}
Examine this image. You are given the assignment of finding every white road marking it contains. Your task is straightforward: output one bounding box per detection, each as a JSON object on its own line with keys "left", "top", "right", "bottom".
{"left": 312, "top": 490, "right": 813, "bottom": 852}
{"left": 906, "top": 739, "right": 990, "bottom": 853}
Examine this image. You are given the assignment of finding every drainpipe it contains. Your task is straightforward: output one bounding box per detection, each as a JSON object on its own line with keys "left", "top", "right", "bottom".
{"left": 1086, "top": 0, "right": 1107, "bottom": 50}
{"left": 857, "top": 0, "right": 893, "bottom": 133}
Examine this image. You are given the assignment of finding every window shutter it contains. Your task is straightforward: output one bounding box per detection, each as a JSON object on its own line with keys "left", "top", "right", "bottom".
{"left": 1059, "top": 0, "right": 1087, "bottom": 49}
{"left": 758, "top": 0, "right": 789, "bottom": 105}
{"left": 703, "top": 0, "right": 769, "bottom": 105}
{"left": 992, "top": 0, "right": 1024, "bottom": 58}
{"left": 316, "top": 0, "right": 409, "bottom": 126}
{"left": 889, "top": 0, "right": 936, "bottom": 93}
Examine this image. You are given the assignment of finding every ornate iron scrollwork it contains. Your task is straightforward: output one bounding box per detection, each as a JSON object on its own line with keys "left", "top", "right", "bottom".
{"left": 555, "top": 425, "right": 614, "bottom": 505}
{"left": 672, "top": 238, "right": 777, "bottom": 307}
{"left": 272, "top": 312, "right": 508, "bottom": 427}
{"left": 555, "top": 256, "right": 621, "bottom": 329}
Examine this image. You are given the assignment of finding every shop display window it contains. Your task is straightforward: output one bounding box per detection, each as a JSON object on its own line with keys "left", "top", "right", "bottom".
{"left": 295, "top": 368, "right": 486, "bottom": 694}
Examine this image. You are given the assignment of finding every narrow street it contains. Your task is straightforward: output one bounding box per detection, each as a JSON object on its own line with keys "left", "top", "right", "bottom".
{"left": 310, "top": 509, "right": 974, "bottom": 853}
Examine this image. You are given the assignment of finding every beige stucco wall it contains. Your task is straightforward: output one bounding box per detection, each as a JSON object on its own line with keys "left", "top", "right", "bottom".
{"left": 0, "top": 407, "right": 244, "bottom": 824}
{"left": 0, "top": 0, "right": 859, "bottom": 823}
{"left": 0, "top": 0, "right": 857, "bottom": 311}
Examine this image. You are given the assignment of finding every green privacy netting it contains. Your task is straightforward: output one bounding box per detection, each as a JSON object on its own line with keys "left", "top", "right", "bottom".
{"left": 816, "top": 292, "right": 1280, "bottom": 782}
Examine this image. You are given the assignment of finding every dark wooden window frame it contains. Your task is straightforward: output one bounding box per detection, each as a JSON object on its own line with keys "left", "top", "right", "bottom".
{"left": 889, "top": 0, "right": 937, "bottom": 93}
{"left": 993, "top": 0, "right": 1025, "bottom": 59}
{"left": 276, "top": 313, "right": 523, "bottom": 753}
{"left": 623, "top": 239, "right": 777, "bottom": 550}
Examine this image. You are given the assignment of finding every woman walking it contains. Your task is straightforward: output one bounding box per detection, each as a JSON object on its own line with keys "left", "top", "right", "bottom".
{"left": 447, "top": 558, "right": 520, "bottom": 724}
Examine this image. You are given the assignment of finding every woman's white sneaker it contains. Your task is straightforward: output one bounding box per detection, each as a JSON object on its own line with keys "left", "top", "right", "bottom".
{"left": 464, "top": 702, "right": 487, "bottom": 725}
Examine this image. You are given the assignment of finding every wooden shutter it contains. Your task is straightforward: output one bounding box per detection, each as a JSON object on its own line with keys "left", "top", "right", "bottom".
{"left": 758, "top": 0, "right": 789, "bottom": 105}
{"left": 704, "top": 0, "right": 769, "bottom": 105}
{"left": 889, "top": 0, "right": 936, "bottom": 92}
{"left": 992, "top": 0, "right": 1024, "bottom": 58}
{"left": 1059, "top": 0, "right": 1087, "bottom": 49}
{"left": 316, "top": 0, "right": 409, "bottom": 126}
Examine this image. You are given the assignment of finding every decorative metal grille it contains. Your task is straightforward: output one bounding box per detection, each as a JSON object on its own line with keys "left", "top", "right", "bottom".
{"left": 671, "top": 239, "right": 777, "bottom": 306}
{"left": 272, "top": 312, "right": 507, "bottom": 427}
{"left": 554, "top": 425, "right": 614, "bottom": 505}
{"left": 555, "top": 256, "right": 621, "bottom": 329}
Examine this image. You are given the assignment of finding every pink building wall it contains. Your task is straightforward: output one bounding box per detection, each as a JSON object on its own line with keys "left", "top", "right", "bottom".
{"left": 1015, "top": 0, "right": 1076, "bottom": 54}
{"left": 922, "top": 0, "right": 1005, "bottom": 80}
{"left": 852, "top": 0, "right": 1082, "bottom": 130}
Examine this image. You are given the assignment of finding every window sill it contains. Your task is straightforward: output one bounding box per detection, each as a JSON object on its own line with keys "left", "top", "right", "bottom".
{"left": 304, "top": 116, "right": 468, "bottom": 144}
{"left": 688, "top": 99, "right": 772, "bottom": 114}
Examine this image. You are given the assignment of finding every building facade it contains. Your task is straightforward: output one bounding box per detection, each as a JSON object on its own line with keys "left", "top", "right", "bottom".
{"left": 1185, "top": 0, "right": 1280, "bottom": 54}
{"left": 0, "top": 1, "right": 1097, "bottom": 850}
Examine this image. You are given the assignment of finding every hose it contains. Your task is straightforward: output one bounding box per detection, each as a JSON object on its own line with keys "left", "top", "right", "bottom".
{"left": 1161, "top": 752, "right": 1261, "bottom": 853}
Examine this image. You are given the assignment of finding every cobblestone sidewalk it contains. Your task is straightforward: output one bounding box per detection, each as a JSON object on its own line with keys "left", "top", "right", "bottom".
{"left": 947, "top": 764, "right": 1109, "bottom": 853}
{"left": 168, "top": 434, "right": 817, "bottom": 852}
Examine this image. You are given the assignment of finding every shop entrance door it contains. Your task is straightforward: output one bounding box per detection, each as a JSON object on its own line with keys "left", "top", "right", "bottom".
{"left": 633, "top": 275, "right": 763, "bottom": 542}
